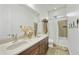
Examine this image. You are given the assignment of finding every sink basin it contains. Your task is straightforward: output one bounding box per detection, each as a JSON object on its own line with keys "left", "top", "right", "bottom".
{"left": 6, "top": 40, "right": 27, "bottom": 50}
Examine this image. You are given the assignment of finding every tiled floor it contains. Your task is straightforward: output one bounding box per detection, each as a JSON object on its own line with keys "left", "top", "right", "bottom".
{"left": 47, "top": 45, "right": 69, "bottom": 55}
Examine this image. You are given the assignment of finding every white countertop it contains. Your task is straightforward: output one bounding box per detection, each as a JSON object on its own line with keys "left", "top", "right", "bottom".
{"left": 0, "top": 34, "right": 48, "bottom": 55}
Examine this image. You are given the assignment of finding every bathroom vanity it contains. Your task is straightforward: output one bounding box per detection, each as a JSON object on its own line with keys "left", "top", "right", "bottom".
{"left": 0, "top": 34, "right": 48, "bottom": 55}
{"left": 19, "top": 36, "right": 48, "bottom": 55}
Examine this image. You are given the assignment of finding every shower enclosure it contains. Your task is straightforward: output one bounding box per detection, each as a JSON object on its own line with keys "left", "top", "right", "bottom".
{"left": 48, "top": 6, "right": 69, "bottom": 55}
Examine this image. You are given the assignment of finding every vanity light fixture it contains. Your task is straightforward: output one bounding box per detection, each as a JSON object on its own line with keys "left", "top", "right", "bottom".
{"left": 77, "top": 18, "right": 79, "bottom": 24}
{"left": 69, "top": 18, "right": 79, "bottom": 29}
{"left": 76, "top": 18, "right": 79, "bottom": 28}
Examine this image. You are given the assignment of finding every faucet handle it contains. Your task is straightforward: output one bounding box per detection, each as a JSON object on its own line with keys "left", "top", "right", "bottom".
{"left": 8, "top": 34, "right": 12, "bottom": 38}
{"left": 8, "top": 34, "right": 14, "bottom": 38}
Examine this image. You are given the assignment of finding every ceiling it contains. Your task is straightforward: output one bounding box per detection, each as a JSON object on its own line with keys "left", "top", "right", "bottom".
{"left": 33, "top": 4, "right": 65, "bottom": 13}
{"left": 27, "top": 4, "right": 66, "bottom": 19}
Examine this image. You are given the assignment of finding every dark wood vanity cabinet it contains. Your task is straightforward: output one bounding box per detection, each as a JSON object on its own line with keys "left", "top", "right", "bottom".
{"left": 19, "top": 37, "right": 48, "bottom": 55}
{"left": 39, "top": 37, "right": 48, "bottom": 55}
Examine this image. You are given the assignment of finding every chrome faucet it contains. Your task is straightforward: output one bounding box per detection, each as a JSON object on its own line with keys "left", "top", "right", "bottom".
{"left": 8, "top": 34, "right": 17, "bottom": 42}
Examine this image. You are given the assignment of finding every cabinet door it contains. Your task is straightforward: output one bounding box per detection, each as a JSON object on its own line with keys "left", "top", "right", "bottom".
{"left": 45, "top": 37, "right": 48, "bottom": 52}
{"left": 39, "top": 37, "right": 48, "bottom": 55}
{"left": 39, "top": 44, "right": 45, "bottom": 55}
{"left": 30, "top": 47, "right": 39, "bottom": 55}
